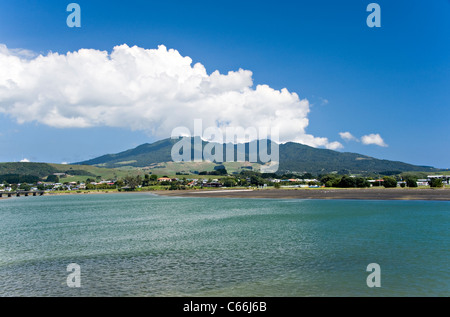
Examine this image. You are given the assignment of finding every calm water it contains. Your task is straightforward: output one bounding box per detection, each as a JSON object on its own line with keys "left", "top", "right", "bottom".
{"left": 0, "top": 193, "right": 448, "bottom": 297}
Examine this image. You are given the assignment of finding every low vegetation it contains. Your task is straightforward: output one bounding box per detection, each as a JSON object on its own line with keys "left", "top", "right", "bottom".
{"left": 1, "top": 163, "right": 447, "bottom": 194}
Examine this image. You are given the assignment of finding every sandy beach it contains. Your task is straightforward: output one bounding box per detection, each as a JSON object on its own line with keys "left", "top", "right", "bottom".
{"left": 154, "top": 188, "right": 450, "bottom": 201}
{"left": 2, "top": 188, "right": 449, "bottom": 201}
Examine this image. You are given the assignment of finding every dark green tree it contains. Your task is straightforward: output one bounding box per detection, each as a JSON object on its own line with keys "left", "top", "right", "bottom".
{"left": 222, "top": 177, "right": 236, "bottom": 187}
{"left": 404, "top": 177, "right": 418, "bottom": 188}
{"left": 123, "top": 175, "right": 142, "bottom": 190}
{"left": 338, "top": 175, "right": 356, "bottom": 188}
{"left": 301, "top": 173, "right": 314, "bottom": 179}
{"left": 250, "top": 175, "right": 265, "bottom": 186}
{"left": 355, "top": 177, "right": 370, "bottom": 188}
{"left": 383, "top": 176, "right": 397, "bottom": 188}
{"left": 46, "top": 175, "right": 59, "bottom": 183}
{"left": 429, "top": 178, "right": 443, "bottom": 188}
{"left": 142, "top": 174, "right": 150, "bottom": 187}
{"left": 19, "top": 183, "right": 31, "bottom": 191}
{"left": 320, "top": 174, "right": 341, "bottom": 187}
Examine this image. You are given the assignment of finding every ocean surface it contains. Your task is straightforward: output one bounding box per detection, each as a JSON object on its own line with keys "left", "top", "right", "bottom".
{"left": 0, "top": 193, "right": 448, "bottom": 297}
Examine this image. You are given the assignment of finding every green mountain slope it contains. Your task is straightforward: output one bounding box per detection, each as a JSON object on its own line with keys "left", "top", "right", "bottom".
{"left": 278, "top": 142, "right": 435, "bottom": 174}
{"left": 75, "top": 137, "right": 438, "bottom": 174}
{"left": 0, "top": 162, "right": 58, "bottom": 178}
{"left": 0, "top": 162, "right": 142, "bottom": 182}
{"left": 77, "top": 138, "right": 177, "bottom": 167}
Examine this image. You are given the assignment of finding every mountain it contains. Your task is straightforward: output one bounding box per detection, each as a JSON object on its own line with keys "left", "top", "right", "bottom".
{"left": 76, "top": 138, "right": 177, "bottom": 168}
{"left": 0, "top": 162, "right": 59, "bottom": 178}
{"left": 278, "top": 142, "right": 436, "bottom": 174}
{"left": 0, "top": 162, "right": 139, "bottom": 181}
{"left": 75, "top": 137, "right": 438, "bottom": 175}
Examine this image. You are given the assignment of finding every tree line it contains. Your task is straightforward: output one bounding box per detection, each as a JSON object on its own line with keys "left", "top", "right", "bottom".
{"left": 0, "top": 170, "right": 445, "bottom": 191}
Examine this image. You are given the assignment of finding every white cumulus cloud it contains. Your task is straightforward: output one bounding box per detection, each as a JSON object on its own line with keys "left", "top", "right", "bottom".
{"left": 339, "top": 131, "right": 358, "bottom": 142}
{"left": 0, "top": 43, "right": 342, "bottom": 148}
{"left": 325, "top": 141, "right": 344, "bottom": 150}
{"left": 361, "top": 133, "right": 388, "bottom": 147}
{"left": 20, "top": 158, "right": 30, "bottom": 162}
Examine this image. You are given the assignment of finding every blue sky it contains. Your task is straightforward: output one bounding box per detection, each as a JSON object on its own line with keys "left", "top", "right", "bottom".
{"left": 0, "top": 0, "right": 448, "bottom": 168}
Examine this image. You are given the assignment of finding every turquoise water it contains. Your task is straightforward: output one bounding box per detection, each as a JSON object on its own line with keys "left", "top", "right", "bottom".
{"left": 0, "top": 193, "right": 448, "bottom": 297}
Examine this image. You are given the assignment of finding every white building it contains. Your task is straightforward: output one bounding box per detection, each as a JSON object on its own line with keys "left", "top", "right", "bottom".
{"left": 427, "top": 175, "right": 450, "bottom": 185}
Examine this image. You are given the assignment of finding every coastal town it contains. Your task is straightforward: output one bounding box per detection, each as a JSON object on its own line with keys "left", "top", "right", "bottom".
{"left": 1, "top": 171, "right": 448, "bottom": 194}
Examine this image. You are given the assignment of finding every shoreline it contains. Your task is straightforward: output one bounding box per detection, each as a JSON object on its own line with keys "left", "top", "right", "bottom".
{"left": 1, "top": 187, "right": 450, "bottom": 201}
{"left": 153, "top": 188, "right": 450, "bottom": 201}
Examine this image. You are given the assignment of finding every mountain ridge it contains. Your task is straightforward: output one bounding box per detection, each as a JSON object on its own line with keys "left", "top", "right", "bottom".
{"left": 74, "top": 137, "right": 438, "bottom": 175}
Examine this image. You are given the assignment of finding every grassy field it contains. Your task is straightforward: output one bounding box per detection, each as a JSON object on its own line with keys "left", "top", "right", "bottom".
{"left": 48, "top": 161, "right": 261, "bottom": 183}
{"left": 400, "top": 170, "right": 450, "bottom": 178}
{"left": 140, "top": 161, "right": 261, "bottom": 175}
{"left": 48, "top": 163, "right": 144, "bottom": 182}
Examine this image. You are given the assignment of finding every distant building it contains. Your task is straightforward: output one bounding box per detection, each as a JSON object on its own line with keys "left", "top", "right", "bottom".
{"left": 427, "top": 175, "right": 450, "bottom": 185}
{"left": 203, "top": 182, "right": 222, "bottom": 188}
{"left": 368, "top": 179, "right": 384, "bottom": 187}
{"left": 157, "top": 177, "right": 172, "bottom": 182}
{"left": 417, "top": 179, "right": 429, "bottom": 186}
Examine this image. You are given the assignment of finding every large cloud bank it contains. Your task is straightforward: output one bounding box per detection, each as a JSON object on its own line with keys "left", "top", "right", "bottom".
{"left": 0, "top": 44, "right": 342, "bottom": 149}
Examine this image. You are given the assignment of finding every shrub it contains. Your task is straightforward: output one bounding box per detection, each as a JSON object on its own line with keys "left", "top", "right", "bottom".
{"left": 405, "top": 177, "right": 418, "bottom": 187}
{"left": 355, "top": 177, "right": 370, "bottom": 188}
{"left": 429, "top": 178, "right": 443, "bottom": 188}
{"left": 383, "top": 176, "right": 397, "bottom": 188}
{"left": 338, "top": 175, "right": 356, "bottom": 188}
